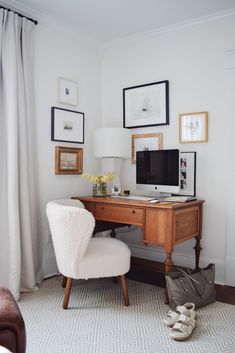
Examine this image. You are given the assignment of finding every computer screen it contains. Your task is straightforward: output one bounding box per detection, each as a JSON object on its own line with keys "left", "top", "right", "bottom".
{"left": 136, "top": 149, "right": 180, "bottom": 194}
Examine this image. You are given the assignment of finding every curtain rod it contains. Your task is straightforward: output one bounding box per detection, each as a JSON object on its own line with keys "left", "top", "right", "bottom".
{"left": 0, "top": 5, "right": 38, "bottom": 25}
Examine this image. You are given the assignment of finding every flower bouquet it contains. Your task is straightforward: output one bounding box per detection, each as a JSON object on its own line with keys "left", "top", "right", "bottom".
{"left": 82, "top": 172, "right": 114, "bottom": 196}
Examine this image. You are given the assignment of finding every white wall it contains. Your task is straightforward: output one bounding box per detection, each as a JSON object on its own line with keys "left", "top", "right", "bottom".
{"left": 102, "top": 15, "right": 235, "bottom": 284}
{"left": 34, "top": 22, "right": 102, "bottom": 277}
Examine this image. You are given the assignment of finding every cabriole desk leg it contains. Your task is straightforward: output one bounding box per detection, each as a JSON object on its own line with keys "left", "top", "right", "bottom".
{"left": 164, "top": 251, "right": 174, "bottom": 304}
{"left": 165, "top": 252, "right": 174, "bottom": 272}
{"left": 194, "top": 236, "right": 202, "bottom": 269}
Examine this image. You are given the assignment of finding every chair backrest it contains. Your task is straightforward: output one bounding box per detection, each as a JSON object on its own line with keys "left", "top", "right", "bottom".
{"left": 46, "top": 199, "right": 95, "bottom": 278}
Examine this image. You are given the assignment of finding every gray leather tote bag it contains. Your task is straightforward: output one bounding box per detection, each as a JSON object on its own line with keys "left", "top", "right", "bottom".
{"left": 165, "top": 264, "right": 216, "bottom": 309}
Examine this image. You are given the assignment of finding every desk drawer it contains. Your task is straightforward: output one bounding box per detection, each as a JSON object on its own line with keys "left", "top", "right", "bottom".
{"left": 95, "top": 204, "right": 144, "bottom": 226}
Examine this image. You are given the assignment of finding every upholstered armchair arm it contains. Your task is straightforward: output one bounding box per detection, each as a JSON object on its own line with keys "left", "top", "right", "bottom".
{"left": 0, "top": 287, "right": 26, "bottom": 353}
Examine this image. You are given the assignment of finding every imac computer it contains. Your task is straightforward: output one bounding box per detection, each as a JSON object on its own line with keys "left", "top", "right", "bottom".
{"left": 136, "top": 149, "right": 180, "bottom": 195}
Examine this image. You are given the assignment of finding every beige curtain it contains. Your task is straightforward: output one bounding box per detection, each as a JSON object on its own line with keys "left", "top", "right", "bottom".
{"left": 0, "top": 9, "right": 42, "bottom": 299}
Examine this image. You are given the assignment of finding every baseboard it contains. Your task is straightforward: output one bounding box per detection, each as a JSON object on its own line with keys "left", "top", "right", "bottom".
{"left": 225, "top": 256, "right": 235, "bottom": 286}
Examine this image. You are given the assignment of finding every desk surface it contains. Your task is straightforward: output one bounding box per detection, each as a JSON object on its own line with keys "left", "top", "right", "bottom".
{"left": 75, "top": 195, "right": 203, "bottom": 209}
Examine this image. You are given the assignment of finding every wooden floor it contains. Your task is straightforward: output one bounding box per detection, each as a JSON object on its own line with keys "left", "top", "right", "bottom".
{"left": 128, "top": 257, "right": 235, "bottom": 305}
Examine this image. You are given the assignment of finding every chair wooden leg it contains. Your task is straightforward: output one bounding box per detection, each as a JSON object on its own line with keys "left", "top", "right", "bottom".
{"left": 63, "top": 277, "right": 73, "bottom": 309}
{"left": 120, "top": 275, "right": 129, "bottom": 306}
{"left": 62, "top": 276, "right": 67, "bottom": 288}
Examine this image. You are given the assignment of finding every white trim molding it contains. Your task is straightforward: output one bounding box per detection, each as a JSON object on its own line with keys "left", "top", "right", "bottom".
{"left": 101, "top": 8, "right": 235, "bottom": 52}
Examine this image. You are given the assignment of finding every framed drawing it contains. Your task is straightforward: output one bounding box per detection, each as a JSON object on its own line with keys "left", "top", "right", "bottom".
{"left": 51, "top": 106, "right": 84, "bottom": 144}
{"left": 178, "top": 151, "right": 196, "bottom": 196}
{"left": 179, "top": 111, "right": 208, "bottom": 143}
{"left": 58, "top": 77, "right": 78, "bottom": 106}
{"left": 131, "top": 132, "right": 163, "bottom": 164}
{"left": 55, "top": 146, "right": 83, "bottom": 175}
{"left": 123, "top": 80, "right": 169, "bottom": 128}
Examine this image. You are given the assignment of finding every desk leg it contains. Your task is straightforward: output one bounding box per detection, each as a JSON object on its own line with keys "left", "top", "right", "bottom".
{"left": 194, "top": 236, "right": 202, "bottom": 269}
{"left": 165, "top": 252, "right": 174, "bottom": 272}
{"left": 164, "top": 251, "right": 174, "bottom": 305}
{"left": 110, "top": 228, "right": 117, "bottom": 238}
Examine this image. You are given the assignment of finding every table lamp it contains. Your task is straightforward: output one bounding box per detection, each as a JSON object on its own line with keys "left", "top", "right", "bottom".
{"left": 94, "top": 127, "right": 131, "bottom": 193}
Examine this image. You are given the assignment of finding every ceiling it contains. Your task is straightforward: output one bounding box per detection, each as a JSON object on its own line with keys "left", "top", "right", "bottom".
{"left": 2, "top": 0, "right": 235, "bottom": 45}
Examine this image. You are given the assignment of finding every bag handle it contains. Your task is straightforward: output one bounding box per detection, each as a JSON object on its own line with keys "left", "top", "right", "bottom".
{"left": 177, "top": 271, "right": 203, "bottom": 298}
{"left": 176, "top": 267, "right": 213, "bottom": 298}
{"left": 177, "top": 267, "right": 213, "bottom": 286}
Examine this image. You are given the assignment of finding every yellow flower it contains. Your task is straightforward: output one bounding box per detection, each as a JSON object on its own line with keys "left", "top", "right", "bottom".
{"left": 82, "top": 172, "right": 114, "bottom": 184}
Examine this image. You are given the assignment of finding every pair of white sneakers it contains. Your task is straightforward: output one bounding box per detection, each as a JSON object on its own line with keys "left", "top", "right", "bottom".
{"left": 164, "top": 303, "right": 196, "bottom": 341}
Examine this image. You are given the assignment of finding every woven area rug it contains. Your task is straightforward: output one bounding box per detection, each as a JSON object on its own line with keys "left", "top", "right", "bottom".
{"left": 18, "top": 277, "right": 235, "bottom": 353}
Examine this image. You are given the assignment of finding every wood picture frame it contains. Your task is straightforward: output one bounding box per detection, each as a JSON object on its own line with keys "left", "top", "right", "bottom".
{"left": 51, "top": 106, "right": 84, "bottom": 144}
{"left": 55, "top": 146, "right": 83, "bottom": 175}
{"left": 131, "top": 132, "right": 163, "bottom": 164}
{"left": 179, "top": 111, "right": 208, "bottom": 143}
{"left": 58, "top": 77, "right": 78, "bottom": 106}
{"left": 123, "top": 80, "right": 169, "bottom": 129}
{"left": 178, "top": 151, "right": 196, "bottom": 196}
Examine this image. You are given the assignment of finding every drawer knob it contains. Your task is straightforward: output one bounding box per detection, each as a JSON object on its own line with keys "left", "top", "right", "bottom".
{"left": 101, "top": 207, "right": 104, "bottom": 210}
{"left": 132, "top": 210, "right": 136, "bottom": 214}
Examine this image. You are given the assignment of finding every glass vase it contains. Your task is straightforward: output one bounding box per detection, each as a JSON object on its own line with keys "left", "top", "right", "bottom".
{"left": 92, "top": 182, "right": 107, "bottom": 197}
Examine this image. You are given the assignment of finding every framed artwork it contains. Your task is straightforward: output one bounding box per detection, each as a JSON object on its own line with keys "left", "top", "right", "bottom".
{"left": 51, "top": 106, "right": 84, "bottom": 144}
{"left": 55, "top": 146, "right": 83, "bottom": 175}
{"left": 178, "top": 151, "right": 196, "bottom": 196}
{"left": 58, "top": 77, "right": 78, "bottom": 106}
{"left": 131, "top": 132, "right": 163, "bottom": 164}
{"left": 123, "top": 80, "right": 169, "bottom": 129}
{"left": 179, "top": 111, "right": 208, "bottom": 143}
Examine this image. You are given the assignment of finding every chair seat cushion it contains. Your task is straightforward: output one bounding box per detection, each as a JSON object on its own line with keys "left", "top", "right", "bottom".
{"left": 76, "top": 238, "right": 131, "bottom": 279}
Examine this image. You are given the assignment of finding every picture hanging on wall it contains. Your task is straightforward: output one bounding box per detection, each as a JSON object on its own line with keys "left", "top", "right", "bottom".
{"left": 131, "top": 132, "right": 163, "bottom": 164}
{"left": 179, "top": 111, "right": 208, "bottom": 143}
{"left": 55, "top": 146, "right": 83, "bottom": 175}
{"left": 51, "top": 106, "right": 84, "bottom": 144}
{"left": 178, "top": 151, "right": 196, "bottom": 196}
{"left": 123, "top": 80, "right": 169, "bottom": 129}
{"left": 58, "top": 77, "right": 78, "bottom": 106}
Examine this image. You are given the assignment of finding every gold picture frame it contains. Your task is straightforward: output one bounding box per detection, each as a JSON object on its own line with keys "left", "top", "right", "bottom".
{"left": 131, "top": 132, "right": 163, "bottom": 164}
{"left": 179, "top": 111, "right": 208, "bottom": 143}
{"left": 55, "top": 146, "right": 83, "bottom": 175}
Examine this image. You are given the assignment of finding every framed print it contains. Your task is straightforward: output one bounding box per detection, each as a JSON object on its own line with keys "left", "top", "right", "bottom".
{"left": 131, "top": 133, "right": 163, "bottom": 164}
{"left": 58, "top": 77, "right": 78, "bottom": 106}
{"left": 123, "top": 80, "right": 169, "bottom": 129}
{"left": 178, "top": 151, "right": 196, "bottom": 196}
{"left": 179, "top": 111, "right": 208, "bottom": 143}
{"left": 55, "top": 146, "right": 83, "bottom": 175}
{"left": 51, "top": 106, "right": 84, "bottom": 144}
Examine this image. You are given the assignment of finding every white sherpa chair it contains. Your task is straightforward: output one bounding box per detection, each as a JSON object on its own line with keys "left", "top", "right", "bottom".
{"left": 46, "top": 199, "right": 131, "bottom": 309}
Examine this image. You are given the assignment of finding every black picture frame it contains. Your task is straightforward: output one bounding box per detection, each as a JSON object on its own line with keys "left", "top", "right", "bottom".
{"left": 51, "top": 106, "right": 84, "bottom": 144}
{"left": 178, "top": 151, "right": 196, "bottom": 197}
{"left": 123, "top": 80, "right": 169, "bottom": 129}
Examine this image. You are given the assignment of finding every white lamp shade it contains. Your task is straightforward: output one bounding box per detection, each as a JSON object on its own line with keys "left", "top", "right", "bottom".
{"left": 94, "top": 127, "right": 131, "bottom": 158}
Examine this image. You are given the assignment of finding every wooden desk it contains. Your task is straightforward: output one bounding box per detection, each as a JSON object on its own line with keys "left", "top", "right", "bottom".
{"left": 72, "top": 196, "right": 204, "bottom": 273}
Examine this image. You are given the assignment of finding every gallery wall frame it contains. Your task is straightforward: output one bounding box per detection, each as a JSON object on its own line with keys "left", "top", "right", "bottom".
{"left": 123, "top": 80, "right": 169, "bottom": 129}
{"left": 58, "top": 77, "right": 78, "bottom": 106}
{"left": 178, "top": 151, "right": 196, "bottom": 196}
{"left": 51, "top": 106, "right": 84, "bottom": 144}
{"left": 55, "top": 146, "right": 83, "bottom": 175}
{"left": 179, "top": 111, "right": 208, "bottom": 143}
{"left": 131, "top": 132, "right": 163, "bottom": 164}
